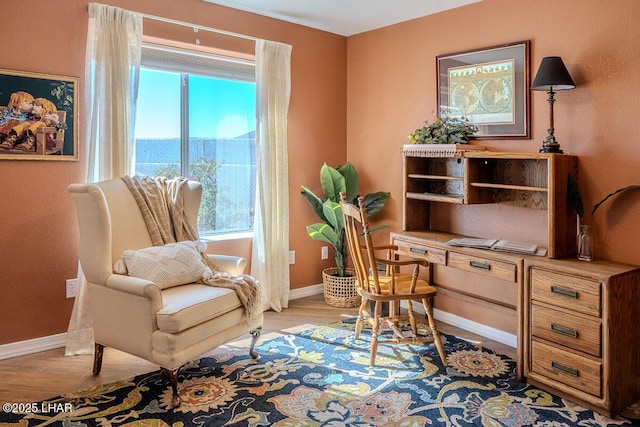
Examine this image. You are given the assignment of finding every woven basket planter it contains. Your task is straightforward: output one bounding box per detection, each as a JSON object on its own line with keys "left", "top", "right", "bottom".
{"left": 322, "top": 267, "right": 360, "bottom": 308}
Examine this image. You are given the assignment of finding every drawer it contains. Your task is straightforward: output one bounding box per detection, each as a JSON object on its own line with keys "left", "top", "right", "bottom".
{"left": 449, "top": 252, "right": 516, "bottom": 282}
{"left": 530, "top": 268, "right": 601, "bottom": 317}
{"left": 394, "top": 239, "right": 447, "bottom": 265}
{"left": 531, "top": 340, "right": 601, "bottom": 397}
{"left": 531, "top": 304, "right": 601, "bottom": 357}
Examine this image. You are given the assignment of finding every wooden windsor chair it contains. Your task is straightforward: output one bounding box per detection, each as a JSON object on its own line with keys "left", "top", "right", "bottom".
{"left": 339, "top": 191, "right": 447, "bottom": 366}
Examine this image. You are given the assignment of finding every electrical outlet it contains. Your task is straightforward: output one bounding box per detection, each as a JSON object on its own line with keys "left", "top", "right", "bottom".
{"left": 288, "top": 250, "right": 296, "bottom": 265}
{"left": 66, "top": 279, "right": 79, "bottom": 298}
{"left": 321, "top": 246, "right": 329, "bottom": 260}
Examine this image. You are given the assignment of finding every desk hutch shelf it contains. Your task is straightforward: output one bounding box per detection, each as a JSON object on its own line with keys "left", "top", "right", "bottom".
{"left": 402, "top": 146, "right": 578, "bottom": 258}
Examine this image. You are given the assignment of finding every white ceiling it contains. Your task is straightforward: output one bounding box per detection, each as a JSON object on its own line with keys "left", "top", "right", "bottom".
{"left": 202, "top": 0, "right": 482, "bottom": 36}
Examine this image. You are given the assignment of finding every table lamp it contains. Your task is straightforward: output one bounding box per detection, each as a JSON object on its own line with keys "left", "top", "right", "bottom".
{"left": 531, "top": 56, "right": 575, "bottom": 153}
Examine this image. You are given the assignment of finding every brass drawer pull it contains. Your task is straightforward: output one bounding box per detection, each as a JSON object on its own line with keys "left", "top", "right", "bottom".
{"left": 550, "top": 285, "right": 578, "bottom": 299}
{"left": 551, "top": 323, "right": 579, "bottom": 338}
{"left": 409, "top": 247, "right": 427, "bottom": 255}
{"left": 470, "top": 260, "right": 491, "bottom": 270}
{"left": 551, "top": 361, "right": 579, "bottom": 377}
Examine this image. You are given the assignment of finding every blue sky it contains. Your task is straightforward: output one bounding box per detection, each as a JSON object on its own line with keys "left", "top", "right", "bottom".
{"left": 134, "top": 69, "right": 256, "bottom": 139}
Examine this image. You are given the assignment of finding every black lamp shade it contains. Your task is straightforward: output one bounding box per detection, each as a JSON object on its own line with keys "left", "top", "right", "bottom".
{"left": 531, "top": 56, "right": 575, "bottom": 91}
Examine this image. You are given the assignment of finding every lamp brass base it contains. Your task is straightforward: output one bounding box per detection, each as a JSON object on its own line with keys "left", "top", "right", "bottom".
{"left": 540, "top": 128, "right": 564, "bottom": 154}
{"left": 540, "top": 144, "right": 563, "bottom": 154}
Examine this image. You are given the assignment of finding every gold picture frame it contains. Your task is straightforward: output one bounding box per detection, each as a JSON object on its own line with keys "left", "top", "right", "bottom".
{"left": 437, "top": 40, "right": 530, "bottom": 139}
{"left": 0, "top": 68, "right": 78, "bottom": 160}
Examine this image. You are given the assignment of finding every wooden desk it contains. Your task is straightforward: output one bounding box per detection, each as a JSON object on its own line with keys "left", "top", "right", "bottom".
{"left": 391, "top": 229, "right": 640, "bottom": 417}
{"left": 391, "top": 230, "right": 525, "bottom": 379}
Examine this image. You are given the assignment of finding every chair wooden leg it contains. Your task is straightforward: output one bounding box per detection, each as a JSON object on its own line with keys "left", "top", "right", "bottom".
{"left": 355, "top": 298, "right": 368, "bottom": 340}
{"left": 407, "top": 299, "right": 418, "bottom": 335}
{"left": 422, "top": 297, "right": 447, "bottom": 366}
{"left": 92, "top": 343, "right": 104, "bottom": 375}
{"left": 370, "top": 301, "right": 382, "bottom": 366}
{"left": 249, "top": 327, "right": 262, "bottom": 359}
{"left": 370, "top": 327, "right": 380, "bottom": 366}
{"left": 161, "top": 367, "right": 184, "bottom": 408}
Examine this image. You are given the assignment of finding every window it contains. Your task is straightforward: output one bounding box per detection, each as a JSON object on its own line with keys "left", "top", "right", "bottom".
{"left": 134, "top": 44, "right": 256, "bottom": 237}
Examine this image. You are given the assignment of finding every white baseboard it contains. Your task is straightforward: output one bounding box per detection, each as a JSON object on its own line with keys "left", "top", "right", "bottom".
{"left": 402, "top": 301, "right": 516, "bottom": 348}
{"left": 433, "top": 308, "right": 517, "bottom": 348}
{"left": 0, "top": 333, "right": 67, "bottom": 361}
{"left": 0, "top": 283, "right": 514, "bottom": 360}
{"left": 289, "top": 283, "right": 323, "bottom": 300}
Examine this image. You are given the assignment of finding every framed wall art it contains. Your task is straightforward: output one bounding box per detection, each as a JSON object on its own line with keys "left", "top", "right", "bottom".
{"left": 0, "top": 68, "right": 78, "bottom": 160}
{"left": 437, "top": 40, "right": 530, "bottom": 139}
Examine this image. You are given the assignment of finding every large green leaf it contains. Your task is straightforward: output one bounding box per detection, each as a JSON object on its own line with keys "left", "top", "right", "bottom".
{"left": 363, "top": 191, "right": 391, "bottom": 216}
{"left": 300, "top": 185, "right": 328, "bottom": 223}
{"left": 306, "top": 223, "right": 339, "bottom": 246}
{"left": 322, "top": 200, "right": 344, "bottom": 231}
{"left": 320, "top": 163, "right": 346, "bottom": 202}
{"left": 369, "top": 224, "right": 389, "bottom": 234}
{"left": 337, "top": 162, "right": 359, "bottom": 202}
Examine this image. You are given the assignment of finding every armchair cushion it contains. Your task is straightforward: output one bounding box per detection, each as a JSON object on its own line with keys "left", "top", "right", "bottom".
{"left": 118, "top": 241, "right": 211, "bottom": 289}
{"left": 156, "top": 284, "right": 242, "bottom": 333}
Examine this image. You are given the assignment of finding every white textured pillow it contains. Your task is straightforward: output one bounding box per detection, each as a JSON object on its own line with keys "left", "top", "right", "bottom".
{"left": 118, "top": 241, "right": 211, "bottom": 289}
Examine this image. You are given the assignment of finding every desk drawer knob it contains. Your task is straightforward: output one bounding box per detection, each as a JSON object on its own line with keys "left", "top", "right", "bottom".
{"left": 550, "top": 285, "right": 578, "bottom": 299}
{"left": 409, "top": 247, "right": 427, "bottom": 255}
{"left": 551, "top": 323, "right": 579, "bottom": 338}
{"left": 470, "top": 260, "right": 491, "bottom": 270}
{"left": 551, "top": 361, "right": 579, "bottom": 377}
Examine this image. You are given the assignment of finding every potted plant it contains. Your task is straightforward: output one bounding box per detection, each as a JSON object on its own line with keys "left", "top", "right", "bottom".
{"left": 408, "top": 116, "right": 478, "bottom": 145}
{"left": 301, "top": 162, "right": 390, "bottom": 306}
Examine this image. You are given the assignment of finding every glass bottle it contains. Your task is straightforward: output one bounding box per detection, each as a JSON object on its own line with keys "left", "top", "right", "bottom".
{"left": 577, "top": 224, "right": 594, "bottom": 261}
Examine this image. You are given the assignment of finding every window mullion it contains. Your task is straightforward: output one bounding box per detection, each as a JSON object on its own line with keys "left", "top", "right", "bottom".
{"left": 180, "top": 73, "right": 189, "bottom": 177}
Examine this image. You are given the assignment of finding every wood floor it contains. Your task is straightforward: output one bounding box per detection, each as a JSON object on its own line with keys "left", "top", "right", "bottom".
{"left": 0, "top": 294, "right": 515, "bottom": 403}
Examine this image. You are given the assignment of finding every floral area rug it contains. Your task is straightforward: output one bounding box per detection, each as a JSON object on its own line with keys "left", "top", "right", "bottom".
{"left": 2, "top": 318, "right": 639, "bottom": 426}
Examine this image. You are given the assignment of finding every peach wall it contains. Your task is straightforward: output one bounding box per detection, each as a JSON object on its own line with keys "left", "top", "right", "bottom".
{"left": 0, "top": 0, "right": 346, "bottom": 345}
{"left": 347, "top": 0, "right": 640, "bottom": 267}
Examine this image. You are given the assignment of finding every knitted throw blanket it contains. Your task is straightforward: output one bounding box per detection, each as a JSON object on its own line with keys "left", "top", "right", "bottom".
{"left": 122, "top": 175, "right": 261, "bottom": 321}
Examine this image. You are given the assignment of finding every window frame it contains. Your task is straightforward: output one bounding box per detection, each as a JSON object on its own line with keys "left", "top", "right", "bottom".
{"left": 136, "top": 42, "right": 257, "bottom": 238}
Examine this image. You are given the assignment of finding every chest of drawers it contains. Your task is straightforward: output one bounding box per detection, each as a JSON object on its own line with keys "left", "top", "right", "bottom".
{"left": 524, "top": 259, "right": 640, "bottom": 417}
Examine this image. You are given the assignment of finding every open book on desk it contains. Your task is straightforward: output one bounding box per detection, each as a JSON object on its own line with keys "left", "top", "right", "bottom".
{"left": 491, "top": 240, "right": 547, "bottom": 256}
{"left": 446, "top": 238, "right": 547, "bottom": 256}
{"left": 445, "top": 237, "right": 497, "bottom": 249}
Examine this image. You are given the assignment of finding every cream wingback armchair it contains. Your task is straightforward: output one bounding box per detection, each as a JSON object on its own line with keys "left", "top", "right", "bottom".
{"left": 67, "top": 178, "right": 263, "bottom": 407}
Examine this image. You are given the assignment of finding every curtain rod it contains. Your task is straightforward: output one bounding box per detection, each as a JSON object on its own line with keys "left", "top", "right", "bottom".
{"left": 138, "top": 11, "right": 259, "bottom": 43}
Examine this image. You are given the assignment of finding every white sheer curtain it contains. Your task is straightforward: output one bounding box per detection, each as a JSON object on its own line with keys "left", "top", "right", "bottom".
{"left": 65, "top": 3, "right": 142, "bottom": 355}
{"left": 251, "top": 40, "right": 292, "bottom": 312}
